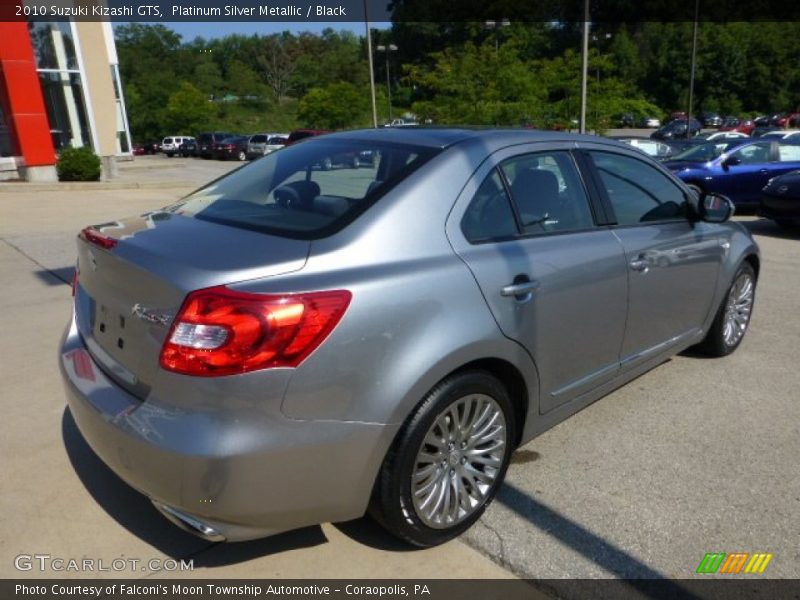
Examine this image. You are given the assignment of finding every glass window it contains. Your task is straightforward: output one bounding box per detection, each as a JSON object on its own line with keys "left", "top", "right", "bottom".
{"left": 777, "top": 144, "right": 800, "bottom": 162}
{"left": 0, "top": 77, "right": 18, "bottom": 157}
{"left": 38, "top": 72, "right": 91, "bottom": 151}
{"left": 728, "top": 143, "right": 771, "bottom": 164}
{"left": 172, "top": 139, "right": 438, "bottom": 239}
{"left": 461, "top": 170, "right": 518, "bottom": 242}
{"left": 500, "top": 151, "right": 595, "bottom": 234}
{"left": 28, "top": 22, "right": 79, "bottom": 71}
{"left": 590, "top": 152, "right": 689, "bottom": 225}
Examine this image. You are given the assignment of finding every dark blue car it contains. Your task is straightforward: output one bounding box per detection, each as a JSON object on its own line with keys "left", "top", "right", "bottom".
{"left": 663, "top": 139, "right": 800, "bottom": 209}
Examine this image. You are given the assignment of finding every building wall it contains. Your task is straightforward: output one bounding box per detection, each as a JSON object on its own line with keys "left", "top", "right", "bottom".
{"left": 0, "top": 18, "right": 131, "bottom": 182}
{"left": 0, "top": 22, "right": 57, "bottom": 180}
{"left": 75, "top": 21, "right": 119, "bottom": 160}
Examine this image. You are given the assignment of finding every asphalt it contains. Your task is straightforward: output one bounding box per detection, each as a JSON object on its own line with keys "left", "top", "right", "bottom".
{"left": 0, "top": 156, "right": 516, "bottom": 582}
{"left": 1, "top": 154, "right": 798, "bottom": 591}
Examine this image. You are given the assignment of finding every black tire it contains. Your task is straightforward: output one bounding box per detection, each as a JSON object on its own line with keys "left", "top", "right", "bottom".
{"left": 166, "top": 152, "right": 173, "bottom": 158}
{"left": 370, "top": 371, "right": 516, "bottom": 547}
{"left": 697, "top": 262, "right": 756, "bottom": 357}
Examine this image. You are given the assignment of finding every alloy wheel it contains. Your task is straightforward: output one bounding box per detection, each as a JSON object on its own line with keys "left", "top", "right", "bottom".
{"left": 411, "top": 394, "right": 507, "bottom": 529}
{"left": 723, "top": 272, "right": 754, "bottom": 347}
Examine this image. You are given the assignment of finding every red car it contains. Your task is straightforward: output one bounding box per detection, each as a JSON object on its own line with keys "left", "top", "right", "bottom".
{"left": 719, "top": 117, "right": 755, "bottom": 135}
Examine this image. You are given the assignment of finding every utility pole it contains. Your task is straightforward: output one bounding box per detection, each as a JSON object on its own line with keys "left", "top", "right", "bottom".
{"left": 364, "top": 0, "right": 378, "bottom": 128}
{"left": 687, "top": 0, "right": 700, "bottom": 133}
{"left": 579, "top": 0, "right": 590, "bottom": 134}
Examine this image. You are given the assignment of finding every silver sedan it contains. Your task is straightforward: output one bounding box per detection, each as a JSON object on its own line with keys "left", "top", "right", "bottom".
{"left": 60, "top": 129, "right": 758, "bottom": 546}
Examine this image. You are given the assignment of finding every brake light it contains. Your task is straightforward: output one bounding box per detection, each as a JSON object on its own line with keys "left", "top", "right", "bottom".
{"left": 80, "top": 227, "right": 117, "bottom": 250}
{"left": 160, "top": 286, "right": 351, "bottom": 376}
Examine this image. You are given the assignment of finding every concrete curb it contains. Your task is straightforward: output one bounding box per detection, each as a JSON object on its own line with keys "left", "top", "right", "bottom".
{"left": 0, "top": 180, "right": 196, "bottom": 193}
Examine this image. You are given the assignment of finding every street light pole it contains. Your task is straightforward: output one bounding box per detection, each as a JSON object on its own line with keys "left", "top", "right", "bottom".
{"left": 579, "top": 0, "right": 590, "bottom": 134}
{"left": 377, "top": 44, "right": 398, "bottom": 122}
{"left": 687, "top": 0, "right": 700, "bottom": 129}
{"left": 364, "top": 1, "right": 378, "bottom": 128}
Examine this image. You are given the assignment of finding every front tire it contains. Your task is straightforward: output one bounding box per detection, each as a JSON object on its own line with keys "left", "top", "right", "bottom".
{"left": 698, "top": 262, "right": 756, "bottom": 356}
{"left": 370, "top": 371, "right": 516, "bottom": 547}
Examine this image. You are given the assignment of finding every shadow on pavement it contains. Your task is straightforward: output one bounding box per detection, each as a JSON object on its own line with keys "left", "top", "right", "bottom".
{"left": 496, "top": 483, "right": 701, "bottom": 599}
{"left": 35, "top": 266, "right": 75, "bottom": 286}
{"left": 61, "top": 408, "right": 327, "bottom": 564}
{"left": 739, "top": 218, "right": 800, "bottom": 240}
{"left": 332, "top": 517, "right": 417, "bottom": 552}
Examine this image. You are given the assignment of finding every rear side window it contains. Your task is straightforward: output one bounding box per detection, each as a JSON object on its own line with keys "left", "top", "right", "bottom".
{"left": 501, "top": 151, "right": 595, "bottom": 234}
{"left": 589, "top": 151, "right": 689, "bottom": 225}
{"left": 777, "top": 144, "right": 800, "bottom": 162}
{"left": 461, "top": 170, "right": 517, "bottom": 243}
{"left": 171, "top": 139, "right": 438, "bottom": 239}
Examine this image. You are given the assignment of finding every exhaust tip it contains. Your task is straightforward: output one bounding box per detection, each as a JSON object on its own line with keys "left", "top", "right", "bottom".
{"left": 152, "top": 501, "right": 226, "bottom": 542}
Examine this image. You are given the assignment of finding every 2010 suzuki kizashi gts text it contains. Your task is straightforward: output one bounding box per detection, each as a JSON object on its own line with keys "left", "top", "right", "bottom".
{"left": 60, "top": 129, "right": 759, "bottom": 546}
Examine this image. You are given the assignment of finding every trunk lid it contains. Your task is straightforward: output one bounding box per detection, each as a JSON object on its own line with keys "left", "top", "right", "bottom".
{"left": 74, "top": 211, "right": 309, "bottom": 399}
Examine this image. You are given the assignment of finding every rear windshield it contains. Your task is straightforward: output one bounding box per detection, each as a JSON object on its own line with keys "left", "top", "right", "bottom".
{"left": 198, "top": 134, "right": 212, "bottom": 144}
{"left": 250, "top": 135, "right": 267, "bottom": 143}
{"left": 163, "top": 138, "right": 173, "bottom": 144}
{"left": 169, "top": 139, "right": 439, "bottom": 239}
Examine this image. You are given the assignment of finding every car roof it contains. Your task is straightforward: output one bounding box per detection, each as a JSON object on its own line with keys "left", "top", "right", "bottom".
{"left": 320, "top": 127, "right": 631, "bottom": 151}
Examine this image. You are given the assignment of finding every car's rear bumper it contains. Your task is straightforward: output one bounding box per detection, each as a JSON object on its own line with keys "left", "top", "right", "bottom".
{"left": 59, "top": 314, "right": 396, "bottom": 541}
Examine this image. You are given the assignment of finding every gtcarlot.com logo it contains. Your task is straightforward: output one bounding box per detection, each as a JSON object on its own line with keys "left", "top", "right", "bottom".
{"left": 14, "top": 554, "right": 194, "bottom": 573}
{"left": 696, "top": 552, "right": 773, "bottom": 574}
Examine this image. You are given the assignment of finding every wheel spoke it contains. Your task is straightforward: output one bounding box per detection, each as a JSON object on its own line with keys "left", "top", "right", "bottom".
{"left": 411, "top": 393, "right": 507, "bottom": 529}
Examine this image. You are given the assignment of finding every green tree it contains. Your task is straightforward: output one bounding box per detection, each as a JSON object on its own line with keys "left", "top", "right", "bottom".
{"left": 297, "top": 82, "right": 368, "bottom": 129}
{"left": 164, "top": 82, "right": 216, "bottom": 133}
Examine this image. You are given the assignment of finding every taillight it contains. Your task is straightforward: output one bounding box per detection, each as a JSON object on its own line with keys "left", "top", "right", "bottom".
{"left": 159, "top": 286, "right": 351, "bottom": 376}
{"left": 80, "top": 227, "right": 117, "bottom": 250}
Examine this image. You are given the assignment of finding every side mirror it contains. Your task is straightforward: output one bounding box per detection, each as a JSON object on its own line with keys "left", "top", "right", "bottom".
{"left": 723, "top": 156, "right": 741, "bottom": 168}
{"left": 698, "top": 192, "right": 735, "bottom": 223}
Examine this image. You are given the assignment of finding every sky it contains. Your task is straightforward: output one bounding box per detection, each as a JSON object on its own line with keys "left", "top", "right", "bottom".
{"left": 153, "top": 21, "right": 391, "bottom": 41}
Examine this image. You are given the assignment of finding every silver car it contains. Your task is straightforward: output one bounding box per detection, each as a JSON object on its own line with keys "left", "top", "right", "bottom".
{"left": 60, "top": 129, "right": 759, "bottom": 547}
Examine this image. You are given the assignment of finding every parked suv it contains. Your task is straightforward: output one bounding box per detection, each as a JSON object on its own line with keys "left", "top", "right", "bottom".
{"left": 197, "top": 132, "right": 234, "bottom": 159}
{"left": 246, "top": 133, "right": 288, "bottom": 159}
{"left": 161, "top": 136, "right": 194, "bottom": 157}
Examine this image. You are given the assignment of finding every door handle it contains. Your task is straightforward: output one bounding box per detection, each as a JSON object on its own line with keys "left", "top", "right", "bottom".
{"left": 501, "top": 280, "right": 540, "bottom": 297}
{"left": 629, "top": 258, "right": 649, "bottom": 272}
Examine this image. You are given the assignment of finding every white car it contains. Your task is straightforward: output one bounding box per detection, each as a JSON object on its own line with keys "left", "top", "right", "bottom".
{"left": 161, "top": 136, "right": 194, "bottom": 157}
{"left": 246, "top": 133, "right": 289, "bottom": 158}
{"left": 759, "top": 129, "right": 800, "bottom": 140}
{"left": 696, "top": 131, "right": 750, "bottom": 141}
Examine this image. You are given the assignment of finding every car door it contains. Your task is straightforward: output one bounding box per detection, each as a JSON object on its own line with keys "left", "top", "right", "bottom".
{"left": 447, "top": 145, "right": 628, "bottom": 414}
{"left": 712, "top": 141, "right": 775, "bottom": 207}
{"left": 583, "top": 148, "right": 726, "bottom": 368}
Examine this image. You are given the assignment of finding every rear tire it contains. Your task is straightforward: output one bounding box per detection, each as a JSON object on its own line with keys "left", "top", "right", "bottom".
{"left": 697, "top": 262, "right": 756, "bottom": 357}
{"left": 237, "top": 151, "right": 246, "bottom": 161}
{"left": 370, "top": 371, "right": 516, "bottom": 547}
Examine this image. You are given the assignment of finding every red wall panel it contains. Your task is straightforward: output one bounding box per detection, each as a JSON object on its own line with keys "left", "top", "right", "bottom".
{"left": 0, "top": 22, "right": 56, "bottom": 167}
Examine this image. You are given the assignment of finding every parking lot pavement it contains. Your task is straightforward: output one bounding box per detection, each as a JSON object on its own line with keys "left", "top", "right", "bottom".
{"left": 464, "top": 218, "right": 800, "bottom": 583}
{"left": 2, "top": 164, "right": 797, "bottom": 588}
{"left": 0, "top": 186, "right": 515, "bottom": 581}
